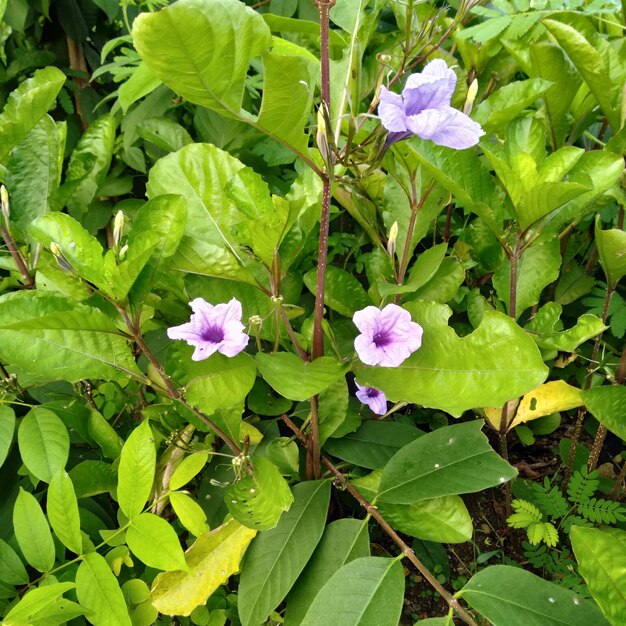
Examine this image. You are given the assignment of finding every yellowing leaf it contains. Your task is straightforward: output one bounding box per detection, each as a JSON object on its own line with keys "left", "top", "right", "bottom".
{"left": 150, "top": 519, "right": 256, "bottom": 616}
{"left": 485, "top": 381, "right": 582, "bottom": 431}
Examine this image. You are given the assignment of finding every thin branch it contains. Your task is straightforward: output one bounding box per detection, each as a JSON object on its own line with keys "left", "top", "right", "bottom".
{"left": 281, "top": 415, "right": 479, "bottom": 626}
{"left": 1, "top": 225, "right": 34, "bottom": 288}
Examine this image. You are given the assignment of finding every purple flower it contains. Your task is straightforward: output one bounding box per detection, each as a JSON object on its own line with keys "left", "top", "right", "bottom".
{"left": 167, "top": 298, "right": 249, "bottom": 361}
{"left": 378, "top": 59, "right": 484, "bottom": 149}
{"left": 355, "top": 382, "right": 388, "bottom": 415}
{"left": 353, "top": 303, "right": 423, "bottom": 367}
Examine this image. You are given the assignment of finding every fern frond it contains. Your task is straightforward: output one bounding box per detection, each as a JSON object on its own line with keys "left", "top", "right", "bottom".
{"left": 508, "top": 499, "right": 542, "bottom": 529}
{"left": 527, "top": 521, "right": 559, "bottom": 547}
{"left": 532, "top": 478, "right": 569, "bottom": 518}
{"left": 567, "top": 468, "right": 599, "bottom": 505}
{"left": 562, "top": 515, "right": 594, "bottom": 534}
{"left": 578, "top": 498, "right": 626, "bottom": 524}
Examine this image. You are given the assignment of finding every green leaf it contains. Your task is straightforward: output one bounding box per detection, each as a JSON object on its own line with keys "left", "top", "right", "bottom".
{"left": 3, "top": 582, "right": 75, "bottom": 626}
{"left": 0, "top": 293, "right": 140, "bottom": 384}
{"left": 581, "top": 386, "right": 626, "bottom": 441}
{"left": 238, "top": 480, "right": 331, "bottom": 626}
{"left": 47, "top": 471, "right": 83, "bottom": 555}
{"left": 543, "top": 18, "right": 621, "bottom": 129}
{"left": 458, "top": 564, "right": 610, "bottom": 626}
{"left": 0, "top": 66, "right": 66, "bottom": 162}
{"left": 150, "top": 520, "right": 257, "bottom": 616}
{"left": 13, "top": 488, "right": 55, "bottom": 572}
{"left": 170, "top": 451, "right": 210, "bottom": 491}
{"left": 127, "top": 512, "right": 189, "bottom": 572}
{"left": 285, "top": 519, "right": 370, "bottom": 626}
{"left": 118, "top": 62, "right": 161, "bottom": 114}
{"left": 76, "top": 552, "right": 132, "bottom": 626}
{"left": 474, "top": 78, "right": 553, "bottom": 133}
{"left": 0, "top": 538, "right": 29, "bottom": 585}
{"left": 169, "top": 492, "right": 209, "bottom": 537}
{"left": 303, "top": 266, "right": 370, "bottom": 316}
{"left": 0, "top": 405, "right": 16, "bottom": 469}
{"left": 378, "top": 421, "right": 516, "bottom": 504}
{"left": 571, "top": 526, "right": 626, "bottom": 626}
{"left": 225, "top": 457, "right": 294, "bottom": 531}
{"left": 5, "top": 115, "right": 65, "bottom": 233}
{"left": 117, "top": 420, "right": 156, "bottom": 520}
{"left": 323, "top": 421, "right": 423, "bottom": 470}
{"left": 18, "top": 407, "right": 69, "bottom": 483}
{"left": 170, "top": 350, "right": 256, "bottom": 417}
{"left": 256, "top": 353, "right": 346, "bottom": 401}
{"left": 88, "top": 410, "right": 124, "bottom": 460}
{"left": 357, "top": 301, "right": 548, "bottom": 417}
{"left": 63, "top": 114, "right": 116, "bottom": 217}
{"left": 517, "top": 182, "right": 589, "bottom": 231}
{"left": 70, "top": 460, "right": 117, "bottom": 498}
{"left": 133, "top": 0, "right": 271, "bottom": 118}
{"left": 595, "top": 218, "right": 626, "bottom": 288}
{"left": 352, "top": 470, "right": 472, "bottom": 543}
{"left": 493, "top": 240, "right": 562, "bottom": 318}
{"left": 300, "top": 557, "right": 404, "bottom": 626}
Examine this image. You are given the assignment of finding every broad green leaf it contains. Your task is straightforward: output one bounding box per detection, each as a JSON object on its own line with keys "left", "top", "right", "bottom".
{"left": 303, "top": 266, "right": 370, "bottom": 316}
{"left": 0, "top": 538, "right": 29, "bottom": 585}
{"left": 493, "top": 239, "right": 561, "bottom": 318}
{"left": 571, "top": 526, "right": 626, "bottom": 626}
{"left": 0, "top": 294, "right": 140, "bottom": 384}
{"left": 133, "top": 0, "right": 271, "bottom": 118}
{"left": 3, "top": 582, "right": 75, "bottom": 626}
{"left": 352, "top": 470, "right": 472, "bottom": 543}
{"left": 318, "top": 377, "right": 353, "bottom": 445}
{"left": 70, "top": 460, "right": 117, "bottom": 498}
{"left": 170, "top": 451, "right": 210, "bottom": 491}
{"left": 225, "top": 457, "right": 294, "bottom": 530}
{"left": 88, "top": 410, "right": 124, "bottom": 460}
{"left": 458, "top": 564, "right": 610, "bottom": 625}
{"left": 474, "top": 78, "right": 552, "bottom": 133}
{"left": 169, "top": 492, "right": 209, "bottom": 537}
{"left": 517, "top": 182, "right": 589, "bottom": 231}
{"left": 118, "top": 62, "right": 162, "bottom": 113}
{"left": 146, "top": 143, "right": 245, "bottom": 252}
{"left": 0, "top": 66, "right": 66, "bottom": 162}
{"left": 323, "top": 421, "right": 423, "bottom": 470}
{"left": 285, "top": 519, "right": 370, "bottom": 626}
{"left": 581, "top": 386, "right": 626, "bottom": 441}
{"left": 256, "top": 353, "right": 346, "bottom": 401}
{"left": 485, "top": 381, "right": 582, "bottom": 431}
{"left": 378, "top": 421, "right": 516, "bottom": 504}
{"left": 127, "top": 512, "right": 188, "bottom": 572}
{"left": 150, "top": 519, "right": 257, "bottom": 616}
{"left": 595, "top": 218, "right": 626, "bottom": 288}
{"left": 357, "top": 301, "right": 548, "bottom": 417}
{"left": 76, "top": 552, "right": 132, "bottom": 626}
{"left": 13, "top": 488, "right": 55, "bottom": 572}
{"left": 169, "top": 350, "right": 256, "bottom": 417}
{"left": 24, "top": 598, "right": 85, "bottom": 626}
{"left": 137, "top": 117, "right": 193, "bottom": 153}
{"left": 543, "top": 18, "right": 621, "bottom": 129}
{"left": 29, "top": 212, "right": 106, "bottom": 289}
{"left": 408, "top": 257, "right": 465, "bottom": 304}
{"left": 17, "top": 407, "right": 69, "bottom": 483}
{"left": 117, "top": 420, "right": 156, "bottom": 520}
{"left": 0, "top": 405, "right": 16, "bottom": 468}
{"left": 300, "top": 557, "right": 404, "bottom": 626}
{"left": 47, "top": 471, "right": 82, "bottom": 555}
{"left": 63, "top": 115, "right": 116, "bottom": 217}
{"left": 238, "top": 480, "right": 331, "bottom": 626}
{"left": 5, "top": 115, "right": 65, "bottom": 233}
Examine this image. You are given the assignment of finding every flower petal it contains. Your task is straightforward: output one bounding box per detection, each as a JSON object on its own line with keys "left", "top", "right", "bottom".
{"left": 406, "top": 107, "right": 484, "bottom": 150}
{"left": 352, "top": 306, "right": 381, "bottom": 335}
{"left": 403, "top": 75, "right": 453, "bottom": 116}
{"left": 355, "top": 383, "right": 387, "bottom": 415}
{"left": 378, "top": 86, "right": 408, "bottom": 132}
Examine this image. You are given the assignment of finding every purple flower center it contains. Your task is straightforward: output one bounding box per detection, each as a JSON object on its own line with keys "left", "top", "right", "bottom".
{"left": 366, "top": 388, "right": 380, "bottom": 398}
{"left": 373, "top": 330, "right": 392, "bottom": 348}
{"left": 201, "top": 325, "right": 225, "bottom": 343}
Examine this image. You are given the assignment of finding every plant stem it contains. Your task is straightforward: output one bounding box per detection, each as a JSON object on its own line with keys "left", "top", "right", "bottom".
{"left": 281, "top": 415, "right": 478, "bottom": 626}
{"left": 1, "top": 225, "right": 34, "bottom": 288}
{"left": 564, "top": 283, "right": 614, "bottom": 484}
{"left": 119, "top": 308, "right": 242, "bottom": 456}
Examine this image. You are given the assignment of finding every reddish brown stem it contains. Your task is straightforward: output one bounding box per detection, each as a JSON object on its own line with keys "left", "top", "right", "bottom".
{"left": 281, "top": 415, "right": 478, "bottom": 626}
{"left": 1, "top": 225, "right": 34, "bottom": 288}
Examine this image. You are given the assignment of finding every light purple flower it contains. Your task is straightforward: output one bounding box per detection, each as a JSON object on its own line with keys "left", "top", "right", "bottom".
{"left": 353, "top": 303, "right": 423, "bottom": 367}
{"left": 378, "top": 59, "right": 484, "bottom": 149}
{"left": 355, "top": 382, "right": 388, "bottom": 415}
{"left": 167, "top": 298, "right": 249, "bottom": 361}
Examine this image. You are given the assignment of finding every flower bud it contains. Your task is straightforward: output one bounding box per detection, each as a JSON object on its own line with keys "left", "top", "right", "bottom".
{"left": 463, "top": 78, "right": 479, "bottom": 115}
{"left": 1, "top": 185, "right": 9, "bottom": 224}
{"left": 113, "top": 210, "right": 124, "bottom": 249}
{"left": 387, "top": 221, "right": 399, "bottom": 259}
{"left": 50, "top": 242, "right": 73, "bottom": 272}
{"left": 248, "top": 315, "right": 263, "bottom": 327}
